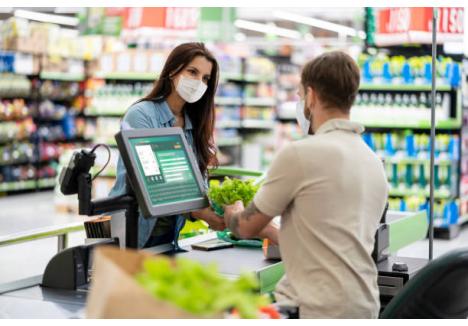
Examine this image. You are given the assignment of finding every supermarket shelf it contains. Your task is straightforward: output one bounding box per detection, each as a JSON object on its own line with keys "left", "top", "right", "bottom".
{"left": 382, "top": 156, "right": 455, "bottom": 166}
{"left": 0, "top": 93, "right": 32, "bottom": 99}
{"left": 220, "top": 73, "right": 244, "bottom": 81}
{"left": 84, "top": 110, "right": 125, "bottom": 117}
{"left": 37, "top": 178, "right": 56, "bottom": 188}
{"left": 40, "top": 72, "right": 85, "bottom": 82}
{"left": 243, "top": 74, "right": 275, "bottom": 83}
{"left": 216, "top": 137, "right": 242, "bottom": 147}
{"left": 359, "top": 119, "right": 462, "bottom": 130}
{"left": 216, "top": 121, "right": 242, "bottom": 129}
{"left": 241, "top": 119, "right": 276, "bottom": 129}
{"left": 359, "top": 83, "right": 453, "bottom": 92}
{"left": 91, "top": 138, "right": 117, "bottom": 146}
{"left": 389, "top": 188, "right": 452, "bottom": 200}
{"left": 243, "top": 97, "right": 276, "bottom": 107}
{"left": 215, "top": 97, "right": 242, "bottom": 106}
{"left": 0, "top": 178, "right": 57, "bottom": 192}
{"left": 0, "top": 180, "right": 36, "bottom": 192}
{"left": 92, "top": 72, "right": 158, "bottom": 81}
{"left": 0, "top": 159, "right": 33, "bottom": 167}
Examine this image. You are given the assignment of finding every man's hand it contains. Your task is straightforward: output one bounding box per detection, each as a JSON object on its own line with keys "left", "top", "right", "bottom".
{"left": 224, "top": 200, "right": 245, "bottom": 226}
{"left": 223, "top": 200, "right": 273, "bottom": 239}
{"left": 191, "top": 207, "right": 226, "bottom": 231}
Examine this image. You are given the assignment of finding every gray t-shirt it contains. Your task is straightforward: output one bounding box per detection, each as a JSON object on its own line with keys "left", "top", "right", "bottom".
{"left": 254, "top": 119, "right": 388, "bottom": 318}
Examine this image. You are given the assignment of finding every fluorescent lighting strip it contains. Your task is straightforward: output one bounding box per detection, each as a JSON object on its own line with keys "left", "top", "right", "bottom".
{"left": 273, "top": 10, "right": 366, "bottom": 39}
{"left": 14, "top": 9, "right": 79, "bottom": 26}
{"left": 234, "top": 19, "right": 301, "bottom": 40}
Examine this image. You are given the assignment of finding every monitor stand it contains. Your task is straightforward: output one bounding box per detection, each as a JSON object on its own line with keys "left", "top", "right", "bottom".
{"left": 76, "top": 171, "right": 140, "bottom": 249}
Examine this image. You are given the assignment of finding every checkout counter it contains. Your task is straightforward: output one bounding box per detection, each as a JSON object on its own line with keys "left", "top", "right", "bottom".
{"left": 0, "top": 128, "right": 429, "bottom": 318}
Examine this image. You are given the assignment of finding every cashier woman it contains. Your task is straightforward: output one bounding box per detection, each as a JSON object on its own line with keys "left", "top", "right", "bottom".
{"left": 223, "top": 51, "right": 389, "bottom": 318}
{"left": 110, "top": 43, "right": 225, "bottom": 249}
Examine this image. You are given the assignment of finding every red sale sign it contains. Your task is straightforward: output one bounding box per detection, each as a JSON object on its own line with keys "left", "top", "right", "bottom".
{"left": 375, "top": 7, "right": 464, "bottom": 45}
{"left": 123, "top": 7, "right": 198, "bottom": 30}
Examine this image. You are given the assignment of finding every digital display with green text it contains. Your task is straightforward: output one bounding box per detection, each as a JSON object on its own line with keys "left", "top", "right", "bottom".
{"left": 129, "top": 135, "right": 204, "bottom": 206}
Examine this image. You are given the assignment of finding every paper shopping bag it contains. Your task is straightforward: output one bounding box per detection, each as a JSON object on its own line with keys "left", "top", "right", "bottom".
{"left": 86, "top": 246, "right": 201, "bottom": 318}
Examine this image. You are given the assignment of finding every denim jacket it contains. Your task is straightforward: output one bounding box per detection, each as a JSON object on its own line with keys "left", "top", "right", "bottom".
{"left": 109, "top": 99, "right": 206, "bottom": 249}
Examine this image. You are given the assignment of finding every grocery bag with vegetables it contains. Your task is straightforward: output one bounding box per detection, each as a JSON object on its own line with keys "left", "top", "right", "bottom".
{"left": 135, "top": 255, "right": 270, "bottom": 318}
{"left": 86, "top": 246, "right": 276, "bottom": 319}
{"left": 207, "top": 177, "right": 263, "bottom": 247}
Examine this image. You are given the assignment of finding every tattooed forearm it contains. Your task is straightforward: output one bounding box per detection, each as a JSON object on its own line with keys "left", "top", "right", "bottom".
{"left": 242, "top": 202, "right": 259, "bottom": 221}
{"left": 229, "top": 202, "right": 260, "bottom": 238}
{"left": 229, "top": 213, "right": 241, "bottom": 237}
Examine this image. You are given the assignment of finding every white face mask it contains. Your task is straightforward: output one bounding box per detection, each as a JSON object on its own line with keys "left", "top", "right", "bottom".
{"left": 296, "top": 100, "right": 311, "bottom": 135}
{"left": 176, "top": 76, "right": 208, "bottom": 103}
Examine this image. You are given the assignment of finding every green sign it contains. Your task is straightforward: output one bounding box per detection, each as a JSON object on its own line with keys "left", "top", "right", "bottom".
{"left": 198, "top": 8, "right": 237, "bottom": 42}
{"left": 79, "top": 8, "right": 123, "bottom": 37}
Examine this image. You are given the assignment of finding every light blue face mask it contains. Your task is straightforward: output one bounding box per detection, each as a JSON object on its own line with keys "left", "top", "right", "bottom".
{"left": 296, "top": 100, "right": 311, "bottom": 135}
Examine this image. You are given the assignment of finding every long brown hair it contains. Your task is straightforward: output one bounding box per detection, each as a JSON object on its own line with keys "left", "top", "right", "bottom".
{"left": 140, "top": 42, "right": 219, "bottom": 176}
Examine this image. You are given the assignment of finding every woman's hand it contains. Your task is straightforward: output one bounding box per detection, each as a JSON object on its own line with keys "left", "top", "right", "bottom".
{"left": 191, "top": 207, "right": 226, "bottom": 231}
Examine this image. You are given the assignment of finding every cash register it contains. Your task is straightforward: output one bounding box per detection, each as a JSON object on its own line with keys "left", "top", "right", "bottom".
{"left": 42, "top": 127, "right": 210, "bottom": 290}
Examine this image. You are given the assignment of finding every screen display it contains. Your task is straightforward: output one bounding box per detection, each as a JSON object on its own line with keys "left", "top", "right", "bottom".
{"left": 129, "top": 135, "right": 204, "bottom": 206}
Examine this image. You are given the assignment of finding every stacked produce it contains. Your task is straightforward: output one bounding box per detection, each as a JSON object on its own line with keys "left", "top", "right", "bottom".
{"left": 135, "top": 256, "right": 270, "bottom": 318}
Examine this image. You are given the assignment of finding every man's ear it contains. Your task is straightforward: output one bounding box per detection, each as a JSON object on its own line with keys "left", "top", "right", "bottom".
{"left": 306, "top": 86, "right": 315, "bottom": 110}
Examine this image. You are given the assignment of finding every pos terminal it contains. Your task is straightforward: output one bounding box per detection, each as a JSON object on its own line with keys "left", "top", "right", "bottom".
{"left": 43, "top": 128, "right": 209, "bottom": 290}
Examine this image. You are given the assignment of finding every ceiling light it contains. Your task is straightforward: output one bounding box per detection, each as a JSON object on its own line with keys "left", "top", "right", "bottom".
{"left": 14, "top": 9, "right": 79, "bottom": 26}
{"left": 54, "top": 7, "right": 83, "bottom": 14}
{"left": 274, "top": 10, "right": 365, "bottom": 39}
{"left": 235, "top": 19, "right": 301, "bottom": 40}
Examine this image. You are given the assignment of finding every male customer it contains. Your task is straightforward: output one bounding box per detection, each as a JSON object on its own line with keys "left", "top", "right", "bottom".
{"left": 223, "top": 51, "right": 389, "bottom": 318}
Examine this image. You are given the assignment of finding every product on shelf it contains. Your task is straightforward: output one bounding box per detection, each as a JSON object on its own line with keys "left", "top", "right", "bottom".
{"left": 0, "top": 73, "right": 32, "bottom": 98}
{"left": 216, "top": 82, "right": 242, "bottom": 99}
{"left": 0, "top": 164, "right": 36, "bottom": 183}
{"left": 37, "top": 100, "right": 67, "bottom": 120}
{"left": 362, "top": 131, "right": 459, "bottom": 160}
{"left": 41, "top": 56, "right": 85, "bottom": 76}
{"left": 244, "top": 57, "right": 276, "bottom": 80}
{"left": 1, "top": 17, "right": 101, "bottom": 60}
{"left": 85, "top": 81, "right": 153, "bottom": 116}
{"left": 351, "top": 90, "right": 454, "bottom": 127}
{"left": 244, "top": 83, "right": 275, "bottom": 99}
{"left": 92, "top": 49, "right": 169, "bottom": 76}
{"left": 217, "top": 55, "right": 243, "bottom": 78}
{"left": 0, "top": 142, "right": 35, "bottom": 166}
{"left": 38, "top": 142, "right": 62, "bottom": 162}
{"left": 388, "top": 197, "right": 459, "bottom": 228}
{"left": 358, "top": 54, "right": 462, "bottom": 87}
{"left": 39, "top": 80, "right": 81, "bottom": 100}
{"left": 215, "top": 106, "right": 241, "bottom": 128}
{"left": 0, "top": 98, "right": 31, "bottom": 121}
{"left": 85, "top": 117, "right": 121, "bottom": 145}
{"left": 0, "top": 118, "right": 36, "bottom": 143}
{"left": 36, "top": 162, "right": 59, "bottom": 179}
{"left": 242, "top": 106, "right": 275, "bottom": 121}
{"left": 363, "top": 130, "right": 458, "bottom": 197}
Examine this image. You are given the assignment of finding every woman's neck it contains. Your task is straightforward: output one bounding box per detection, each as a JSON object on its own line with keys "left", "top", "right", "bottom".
{"left": 166, "top": 92, "right": 186, "bottom": 117}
